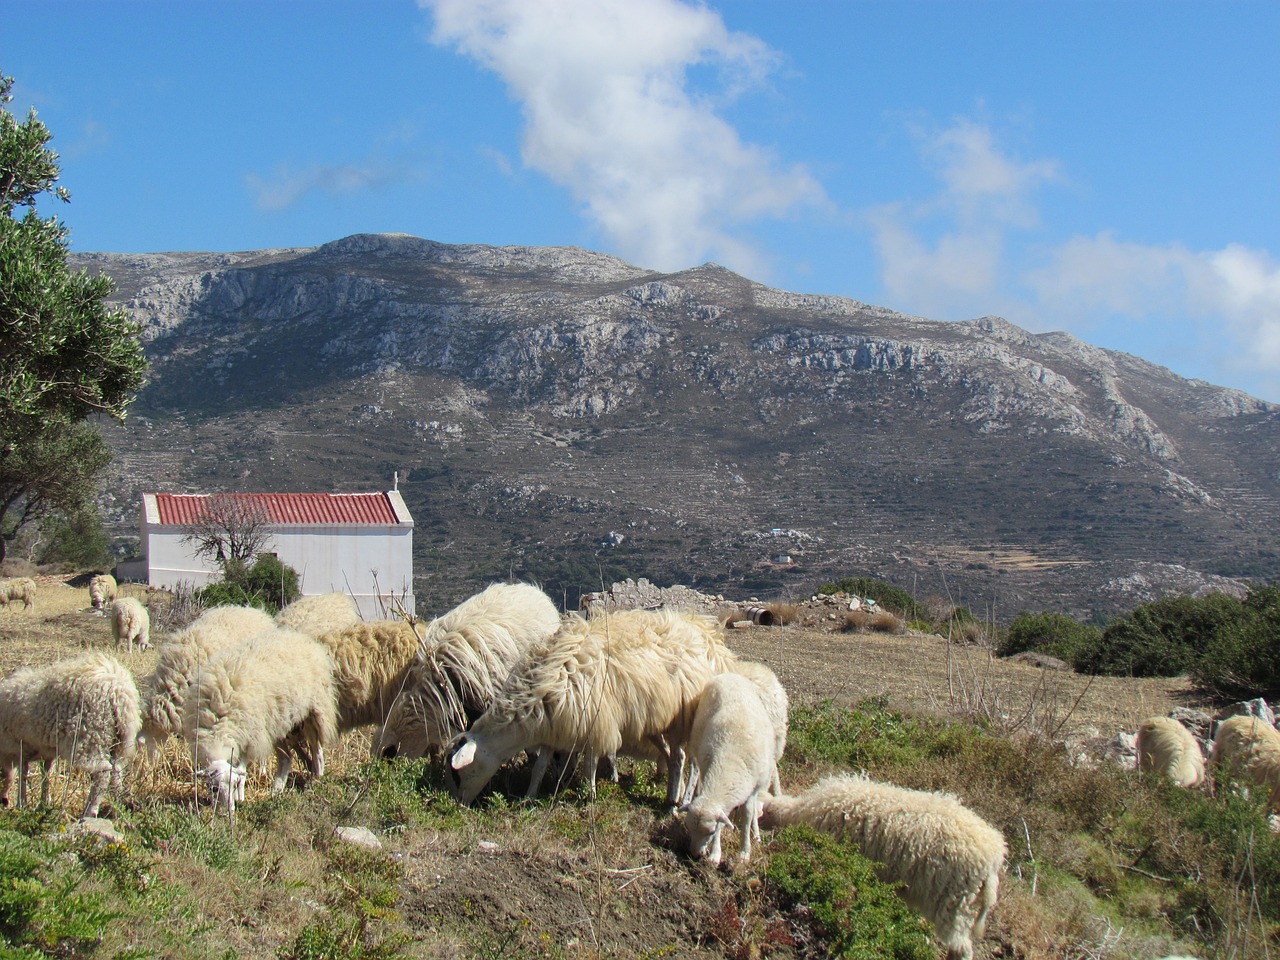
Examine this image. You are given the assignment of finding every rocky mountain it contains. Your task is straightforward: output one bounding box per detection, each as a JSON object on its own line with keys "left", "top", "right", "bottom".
{"left": 74, "top": 232, "right": 1280, "bottom": 617}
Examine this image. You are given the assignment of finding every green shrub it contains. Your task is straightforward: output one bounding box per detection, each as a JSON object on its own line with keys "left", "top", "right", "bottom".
{"left": 818, "top": 577, "right": 923, "bottom": 621}
{"left": 1191, "top": 583, "right": 1280, "bottom": 698}
{"left": 34, "top": 506, "right": 112, "bottom": 569}
{"left": 197, "top": 553, "right": 300, "bottom": 614}
{"left": 1084, "top": 592, "right": 1246, "bottom": 677}
{"left": 0, "top": 820, "right": 117, "bottom": 956}
{"left": 999, "top": 611, "right": 1103, "bottom": 666}
{"left": 765, "top": 825, "right": 934, "bottom": 959}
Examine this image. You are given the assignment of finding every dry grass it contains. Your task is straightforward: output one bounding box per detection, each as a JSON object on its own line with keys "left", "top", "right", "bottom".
{"left": 724, "top": 620, "right": 1197, "bottom": 741}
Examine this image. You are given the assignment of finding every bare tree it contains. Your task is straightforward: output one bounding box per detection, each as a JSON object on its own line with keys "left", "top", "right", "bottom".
{"left": 181, "top": 495, "right": 274, "bottom": 566}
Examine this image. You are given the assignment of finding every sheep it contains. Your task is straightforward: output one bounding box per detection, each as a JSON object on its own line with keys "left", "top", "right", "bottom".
{"left": 182, "top": 627, "right": 339, "bottom": 814}
{"left": 374, "top": 582, "right": 561, "bottom": 760}
{"left": 1210, "top": 714, "right": 1280, "bottom": 811}
{"left": 679, "top": 671, "right": 776, "bottom": 866}
{"left": 275, "top": 592, "right": 362, "bottom": 638}
{"left": 139, "top": 604, "right": 277, "bottom": 753}
{"left": 88, "top": 573, "right": 118, "bottom": 612}
{"left": 1136, "top": 716, "right": 1205, "bottom": 788}
{"left": 109, "top": 596, "right": 152, "bottom": 653}
{"left": 0, "top": 577, "right": 36, "bottom": 612}
{"left": 446, "top": 607, "right": 737, "bottom": 806}
{"left": 314, "top": 619, "right": 424, "bottom": 735}
{"left": 760, "top": 773, "right": 1006, "bottom": 960}
{"left": 0, "top": 651, "right": 141, "bottom": 818}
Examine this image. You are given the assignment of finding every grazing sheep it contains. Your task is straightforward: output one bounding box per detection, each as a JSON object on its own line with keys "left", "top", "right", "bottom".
{"left": 183, "top": 627, "right": 339, "bottom": 814}
{"left": 0, "top": 651, "right": 141, "bottom": 818}
{"left": 446, "top": 608, "right": 736, "bottom": 805}
{"left": 731, "top": 659, "right": 788, "bottom": 794}
{"left": 0, "top": 577, "right": 36, "bottom": 612}
{"left": 109, "top": 596, "right": 152, "bottom": 653}
{"left": 88, "top": 573, "right": 118, "bottom": 612}
{"left": 374, "top": 582, "right": 561, "bottom": 760}
{"left": 139, "top": 605, "right": 277, "bottom": 752}
{"left": 1136, "top": 716, "right": 1205, "bottom": 788}
{"left": 761, "top": 773, "right": 1006, "bottom": 960}
{"left": 680, "top": 672, "right": 776, "bottom": 866}
{"left": 276, "top": 592, "right": 362, "bottom": 638}
{"left": 1211, "top": 714, "right": 1280, "bottom": 811}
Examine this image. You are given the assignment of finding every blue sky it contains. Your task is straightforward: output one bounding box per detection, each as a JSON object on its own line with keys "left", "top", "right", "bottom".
{"left": 5, "top": 0, "right": 1278, "bottom": 401}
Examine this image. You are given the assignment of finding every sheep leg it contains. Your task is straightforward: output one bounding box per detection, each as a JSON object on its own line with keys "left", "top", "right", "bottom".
{"left": 679, "top": 760, "right": 701, "bottom": 808}
{"left": 526, "top": 749, "right": 553, "bottom": 798}
{"left": 586, "top": 751, "right": 600, "bottom": 797}
{"left": 665, "top": 743, "right": 686, "bottom": 807}
{"left": 737, "top": 795, "right": 760, "bottom": 860}
{"left": 38, "top": 759, "right": 52, "bottom": 807}
{"left": 82, "top": 768, "right": 111, "bottom": 819}
{"left": 311, "top": 743, "right": 325, "bottom": 779}
{"left": 272, "top": 745, "right": 293, "bottom": 792}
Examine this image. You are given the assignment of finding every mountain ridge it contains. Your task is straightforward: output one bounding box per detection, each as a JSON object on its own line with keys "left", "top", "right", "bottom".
{"left": 73, "top": 232, "right": 1280, "bottom": 616}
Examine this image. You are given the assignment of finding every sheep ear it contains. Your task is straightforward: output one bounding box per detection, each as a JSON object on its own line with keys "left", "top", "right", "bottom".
{"left": 677, "top": 803, "right": 690, "bottom": 813}
{"left": 451, "top": 740, "right": 476, "bottom": 770}
{"left": 718, "top": 812, "right": 734, "bottom": 829}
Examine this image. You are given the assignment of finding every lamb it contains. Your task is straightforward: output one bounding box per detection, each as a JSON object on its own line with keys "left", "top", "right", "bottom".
{"left": 109, "top": 596, "right": 152, "bottom": 653}
{"left": 446, "top": 607, "right": 737, "bottom": 805}
{"left": 1136, "top": 716, "right": 1205, "bottom": 788}
{"left": 139, "top": 604, "right": 277, "bottom": 752}
{"left": 88, "top": 573, "right": 118, "bottom": 612}
{"left": 182, "top": 627, "right": 339, "bottom": 814}
{"left": 0, "top": 651, "right": 141, "bottom": 818}
{"left": 374, "top": 582, "right": 561, "bottom": 759}
{"left": 679, "top": 671, "right": 776, "bottom": 866}
{"left": 0, "top": 577, "right": 36, "bottom": 612}
{"left": 760, "top": 773, "right": 1006, "bottom": 960}
{"left": 1210, "top": 714, "right": 1280, "bottom": 811}
{"left": 275, "top": 592, "right": 362, "bottom": 638}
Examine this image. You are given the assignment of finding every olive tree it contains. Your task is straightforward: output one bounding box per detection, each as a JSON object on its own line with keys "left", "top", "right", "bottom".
{"left": 0, "top": 71, "right": 146, "bottom": 562}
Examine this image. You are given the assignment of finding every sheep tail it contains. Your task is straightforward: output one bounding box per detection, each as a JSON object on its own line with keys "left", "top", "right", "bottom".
{"left": 972, "top": 868, "right": 999, "bottom": 941}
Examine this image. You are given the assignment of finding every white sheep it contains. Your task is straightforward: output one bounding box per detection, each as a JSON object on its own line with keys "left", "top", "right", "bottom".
{"left": 680, "top": 672, "right": 776, "bottom": 866}
{"left": 760, "top": 773, "right": 1006, "bottom": 960}
{"left": 447, "top": 607, "right": 736, "bottom": 805}
{"left": 88, "top": 573, "right": 118, "bottom": 612}
{"left": 109, "top": 596, "right": 151, "bottom": 653}
{"left": 0, "top": 577, "right": 36, "bottom": 612}
{"left": 374, "top": 582, "right": 561, "bottom": 760}
{"left": 139, "top": 604, "right": 277, "bottom": 752}
{"left": 0, "top": 651, "right": 141, "bottom": 818}
{"left": 275, "top": 592, "right": 363, "bottom": 638}
{"left": 183, "top": 627, "right": 339, "bottom": 814}
{"left": 1136, "top": 716, "right": 1205, "bottom": 788}
{"left": 1211, "top": 714, "right": 1280, "bottom": 811}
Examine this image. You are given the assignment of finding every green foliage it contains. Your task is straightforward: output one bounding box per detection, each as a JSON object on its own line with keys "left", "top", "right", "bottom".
{"left": 1084, "top": 592, "right": 1247, "bottom": 677}
{"left": 282, "top": 843, "right": 409, "bottom": 960}
{"left": 0, "top": 71, "right": 146, "bottom": 564}
{"left": 765, "top": 825, "right": 935, "bottom": 959}
{"left": 817, "top": 577, "right": 922, "bottom": 620}
{"left": 0, "top": 819, "right": 117, "bottom": 956}
{"left": 33, "top": 503, "right": 111, "bottom": 569}
{"left": 198, "top": 554, "right": 300, "bottom": 614}
{"left": 1190, "top": 583, "right": 1280, "bottom": 698}
{"left": 998, "top": 611, "right": 1103, "bottom": 665}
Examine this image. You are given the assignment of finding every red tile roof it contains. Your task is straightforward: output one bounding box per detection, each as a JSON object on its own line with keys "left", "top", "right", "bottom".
{"left": 150, "top": 492, "right": 406, "bottom": 526}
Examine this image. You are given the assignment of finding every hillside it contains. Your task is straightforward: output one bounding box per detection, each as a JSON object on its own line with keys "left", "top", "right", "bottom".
{"left": 74, "top": 233, "right": 1280, "bottom": 617}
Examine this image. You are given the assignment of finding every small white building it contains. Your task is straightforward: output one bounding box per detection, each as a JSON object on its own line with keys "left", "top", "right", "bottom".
{"left": 120, "top": 490, "right": 415, "bottom": 619}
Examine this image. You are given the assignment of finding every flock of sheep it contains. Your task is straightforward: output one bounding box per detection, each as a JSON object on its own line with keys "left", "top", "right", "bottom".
{"left": 0, "top": 577, "right": 1010, "bottom": 960}
{"left": 4, "top": 576, "right": 1276, "bottom": 960}
{"left": 1137, "top": 711, "right": 1280, "bottom": 810}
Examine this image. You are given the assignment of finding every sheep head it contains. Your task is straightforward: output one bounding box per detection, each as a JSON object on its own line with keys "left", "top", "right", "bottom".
{"left": 201, "top": 759, "right": 248, "bottom": 815}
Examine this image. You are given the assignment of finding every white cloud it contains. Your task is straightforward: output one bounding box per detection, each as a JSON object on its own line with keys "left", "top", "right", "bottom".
{"left": 421, "top": 0, "right": 826, "bottom": 274}
{"left": 245, "top": 159, "right": 418, "bottom": 212}
{"left": 870, "top": 117, "right": 1280, "bottom": 399}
